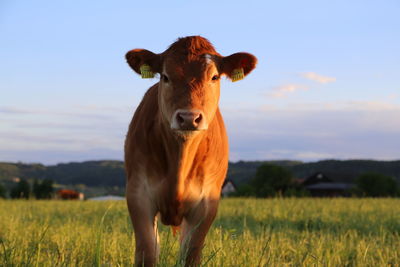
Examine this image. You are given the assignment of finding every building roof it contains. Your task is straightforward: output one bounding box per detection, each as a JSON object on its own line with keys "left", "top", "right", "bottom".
{"left": 222, "top": 179, "right": 237, "bottom": 189}
{"left": 302, "top": 172, "right": 333, "bottom": 186}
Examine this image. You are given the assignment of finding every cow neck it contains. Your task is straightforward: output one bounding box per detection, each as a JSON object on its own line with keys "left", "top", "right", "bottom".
{"left": 160, "top": 118, "right": 205, "bottom": 174}
{"left": 157, "top": 112, "right": 206, "bottom": 193}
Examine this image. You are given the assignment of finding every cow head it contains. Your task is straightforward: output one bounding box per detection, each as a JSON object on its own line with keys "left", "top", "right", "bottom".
{"left": 126, "top": 36, "right": 257, "bottom": 138}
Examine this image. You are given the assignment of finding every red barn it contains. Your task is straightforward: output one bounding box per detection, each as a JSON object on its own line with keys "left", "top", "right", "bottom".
{"left": 56, "top": 189, "right": 84, "bottom": 200}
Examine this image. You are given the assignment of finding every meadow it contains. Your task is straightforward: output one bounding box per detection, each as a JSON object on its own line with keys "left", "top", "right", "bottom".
{"left": 0, "top": 198, "right": 399, "bottom": 267}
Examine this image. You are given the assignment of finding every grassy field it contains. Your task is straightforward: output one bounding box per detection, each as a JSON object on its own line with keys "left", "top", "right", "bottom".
{"left": 0, "top": 198, "right": 399, "bottom": 267}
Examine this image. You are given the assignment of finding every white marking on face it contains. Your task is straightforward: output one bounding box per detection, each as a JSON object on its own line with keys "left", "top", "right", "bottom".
{"left": 204, "top": 54, "right": 212, "bottom": 64}
{"left": 170, "top": 110, "right": 181, "bottom": 130}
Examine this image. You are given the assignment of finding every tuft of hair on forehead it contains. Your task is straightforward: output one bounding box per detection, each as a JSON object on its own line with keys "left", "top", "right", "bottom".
{"left": 163, "top": 36, "right": 220, "bottom": 60}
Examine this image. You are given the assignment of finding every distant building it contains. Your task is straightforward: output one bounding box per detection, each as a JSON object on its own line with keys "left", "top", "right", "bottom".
{"left": 302, "top": 172, "right": 355, "bottom": 197}
{"left": 56, "top": 189, "right": 84, "bottom": 200}
{"left": 221, "top": 179, "right": 237, "bottom": 197}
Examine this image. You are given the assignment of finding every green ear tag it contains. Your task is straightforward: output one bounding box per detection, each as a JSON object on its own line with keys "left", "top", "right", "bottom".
{"left": 140, "top": 64, "right": 154, "bottom": 78}
{"left": 231, "top": 68, "right": 244, "bottom": 82}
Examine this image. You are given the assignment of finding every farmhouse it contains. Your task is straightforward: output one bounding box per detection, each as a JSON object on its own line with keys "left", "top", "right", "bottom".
{"left": 221, "top": 179, "right": 237, "bottom": 196}
{"left": 302, "top": 172, "right": 355, "bottom": 197}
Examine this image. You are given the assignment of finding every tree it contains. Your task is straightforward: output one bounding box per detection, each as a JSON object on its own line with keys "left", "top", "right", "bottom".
{"left": 231, "top": 184, "right": 256, "bottom": 197}
{"left": 0, "top": 183, "right": 6, "bottom": 198}
{"left": 33, "top": 179, "right": 39, "bottom": 198}
{"left": 33, "top": 179, "right": 54, "bottom": 199}
{"left": 356, "top": 172, "right": 398, "bottom": 197}
{"left": 10, "top": 179, "right": 30, "bottom": 199}
{"left": 251, "top": 164, "right": 294, "bottom": 197}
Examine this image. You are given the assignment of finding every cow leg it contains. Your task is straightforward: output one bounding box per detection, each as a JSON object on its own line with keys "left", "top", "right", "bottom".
{"left": 126, "top": 185, "right": 158, "bottom": 267}
{"left": 180, "top": 199, "right": 219, "bottom": 267}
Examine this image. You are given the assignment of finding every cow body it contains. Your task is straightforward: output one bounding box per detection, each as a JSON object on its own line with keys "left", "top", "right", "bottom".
{"left": 124, "top": 36, "right": 256, "bottom": 266}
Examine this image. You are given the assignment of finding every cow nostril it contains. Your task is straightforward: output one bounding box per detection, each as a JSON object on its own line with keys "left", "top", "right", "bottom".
{"left": 177, "top": 114, "right": 184, "bottom": 124}
{"left": 194, "top": 114, "right": 202, "bottom": 124}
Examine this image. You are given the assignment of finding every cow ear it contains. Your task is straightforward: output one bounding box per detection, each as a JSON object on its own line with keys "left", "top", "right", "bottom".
{"left": 125, "top": 49, "right": 162, "bottom": 78}
{"left": 220, "top": 52, "right": 257, "bottom": 82}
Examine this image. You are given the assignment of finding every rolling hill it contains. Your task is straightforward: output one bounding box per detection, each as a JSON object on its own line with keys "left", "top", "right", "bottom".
{"left": 1, "top": 160, "right": 400, "bottom": 189}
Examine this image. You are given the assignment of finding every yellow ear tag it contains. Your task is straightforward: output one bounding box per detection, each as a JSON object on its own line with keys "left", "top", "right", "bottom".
{"left": 140, "top": 64, "right": 154, "bottom": 79}
{"left": 231, "top": 68, "right": 244, "bottom": 82}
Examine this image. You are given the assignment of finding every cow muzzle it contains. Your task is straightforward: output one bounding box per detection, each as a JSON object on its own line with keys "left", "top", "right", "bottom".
{"left": 171, "top": 109, "right": 208, "bottom": 131}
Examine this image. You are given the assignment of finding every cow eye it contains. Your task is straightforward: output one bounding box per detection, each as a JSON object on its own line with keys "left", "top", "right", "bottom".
{"left": 211, "top": 75, "right": 220, "bottom": 81}
{"left": 161, "top": 74, "right": 169, "bottom": 83}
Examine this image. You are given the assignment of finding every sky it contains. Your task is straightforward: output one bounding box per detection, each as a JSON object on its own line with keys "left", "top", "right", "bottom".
{"left": 1, "top": 0, "right": 399, "bottom": 164}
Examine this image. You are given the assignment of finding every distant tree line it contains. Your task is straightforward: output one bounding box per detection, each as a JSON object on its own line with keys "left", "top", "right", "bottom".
{"left": 1, "top": 162, "right": 399, "bottom": 199}
{"left": 231, "top": 163, "right": 400, "bottom": 198}
{"left": 355, "top": 173, "right": 398, "bottom": 197}
{"left": 2, "top": 159, "right": 400, "bottom": 189}
{"left": 0, "top": 179, "right": 54, "bottom": 199}
{"left": 0, "top": 183, "right": 6, "bottom": 198}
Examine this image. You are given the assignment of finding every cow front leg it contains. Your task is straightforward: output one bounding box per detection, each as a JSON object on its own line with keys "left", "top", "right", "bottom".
{"left": 180, "top": 199, "right": 219, "bottom": 267}
{"left": 126, "top": 190, "right": 158, "bottom": 267}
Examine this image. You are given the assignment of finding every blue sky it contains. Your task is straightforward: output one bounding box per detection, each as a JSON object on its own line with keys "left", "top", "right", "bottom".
{"left": 1, "top": 0, "right": 399, "bottom": 164}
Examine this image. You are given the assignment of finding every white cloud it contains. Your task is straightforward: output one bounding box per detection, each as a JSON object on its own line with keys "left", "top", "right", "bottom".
{"left": 341, "top": 101, "right": 400, "bottom": 111}
{"left": 74, "top": 104, "right": 133, "bottom": 113}
{"left": 0, "top": 104, "right": 131, "bottom": 160}
{"left": 0, "top": 105, "right": 131, "bottom": 124}
{"left": 0, "top": 148, "right": 123, "bottom": 165}
{"left": 2, "top": 99, "right": 400, "bottom": 163}
{"left": 301, "top": 72, "right": 336, "bottom": 84}
{"left": 265, "top": 72, "right": 336, "bottom": 99}
{"left": 387, "top": 94, "right": 398, "bottom": 100}
{"left": 223, "top": 102, "right": 400, "bottom": 162}
{"left": 246, "top": 100, "right": 400, "bottom": 113}
{"left": 294, "top": 151, "right": 336, "bottom": 160}
{"left": 0, "top": 107, "right": 35, "bottom": 114}
{"left": 268, "top": 84, "right": 308, "bottom": 98}
{"left": 229, "top": 150, "right": 336, "bottom": 162}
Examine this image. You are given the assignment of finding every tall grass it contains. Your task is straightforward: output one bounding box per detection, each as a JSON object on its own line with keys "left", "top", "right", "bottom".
{"left": 0, "top": 198, "right": 399, "bottom": 266}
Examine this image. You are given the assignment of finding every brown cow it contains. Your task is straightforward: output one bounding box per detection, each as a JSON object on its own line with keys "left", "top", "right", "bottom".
{"left": 124, "top": 36, "right": 256, "bottom": 266}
